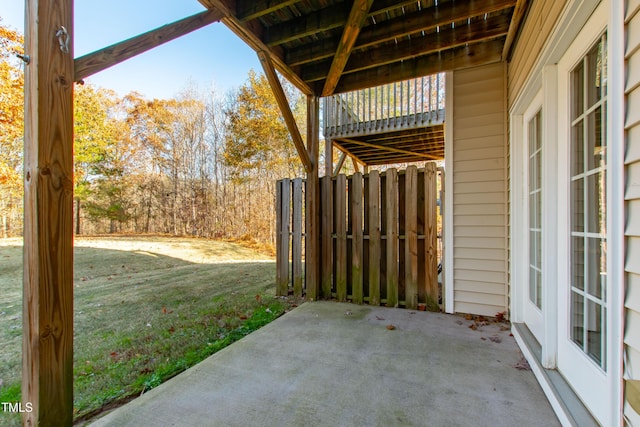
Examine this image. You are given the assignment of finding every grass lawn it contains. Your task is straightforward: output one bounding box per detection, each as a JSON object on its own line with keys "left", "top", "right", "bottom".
{"left": 0, "top": 235, "right": 296, "bottom": 425}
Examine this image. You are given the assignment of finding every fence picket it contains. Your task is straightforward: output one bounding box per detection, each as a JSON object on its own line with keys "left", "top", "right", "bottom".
{"left": 321, "top": 176, "right": 333, "bottom": 299}
{"left": 405, "top": 166, "right": 419, "bottom": 309}
{"left": 425, "top": 163, "right": 439, "bottom": 307}
{"left": 385, "top": 169, "right": 399, "bottom": 307}
{"left": 277, "top": 179, "right": 290, "bottom": 296}
{"left": 368, "top": 171, "right": 381, "bottom": 305}
{"left": 351, "top": 173, "right": 363, "bottom": 304}
{"left": 292, "top": 178, "right": 303, "bottom": 297}
{"left": 335, "top": 174, "right": 347, "bottom": 301}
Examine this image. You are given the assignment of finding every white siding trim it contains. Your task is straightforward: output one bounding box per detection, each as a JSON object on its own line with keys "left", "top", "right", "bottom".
{"left": 608, "top": 0, "right": 626, "bottom": 424}
{"left": 444, "top": 71, "right": 454, "bottom": 314}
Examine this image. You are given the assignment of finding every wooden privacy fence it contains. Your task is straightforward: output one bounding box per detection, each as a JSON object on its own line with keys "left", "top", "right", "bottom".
{"left": 276, "top": 163, "right": 440, "bottom": 309}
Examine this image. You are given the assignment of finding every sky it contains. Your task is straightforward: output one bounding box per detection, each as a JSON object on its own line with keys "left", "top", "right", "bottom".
{"left": 0, "top": 0, "right": 261, "bottom": 99}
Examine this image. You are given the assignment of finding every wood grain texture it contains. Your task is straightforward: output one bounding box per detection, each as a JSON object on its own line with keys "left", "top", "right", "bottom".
{"left": 321, "top": 0, "right": 374, "bottom": 96}
{"left": 321, "top": 175, "right": 334, "bottom": 299}
{"left": 23, "top": 0, "right": 75, "bottom": 424}
{"left": 292, "top": 178, "right": 303, "bottom": 297}
{"left": 277, "top": 179, "right": 291, "bottom": 296}
{"left": 335, "top": 174, "right": 347, "bottom": 300}
{"left": 385, "top": 168, "right": 399, "bottom": 307}
{"left": 404, "top": 166, "right": 418, "bottom": 309}
{"left": 74, "top": 9, "right": 223, "bottom": 81}
{"left": 425, "top": 163, "right": 439, "bottom": 304}
{"left": 351, "top": 173, "right": 364, "bottom": 303}
{"left": 368, "top": 171, "right": 381, "bottom": 305}
{"left": 305, "top": 96, "right": 320, "bottom": 299}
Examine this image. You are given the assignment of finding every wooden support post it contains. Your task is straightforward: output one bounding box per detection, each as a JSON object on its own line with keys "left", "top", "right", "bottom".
{"left": 292, "top": 178, "right": 303, "bottom": 297}
{"left": 425, "top": 163, "right": 439, "bottom": 306}
{"left": 368, "top": 171, "right": 381, "bottom": 305}
{"left": 276, "top": 179, "right": 291, "bottom": 296}
{"left": 305, "top": 96, "right": 320, "bottom": 300}
{"left": 405, "top": 166, "right": 419, "bottom": 309}
{"left": 385, "top": 168, "right": 399, "bottom": 307}
{"left": 335, "top": 174, "right": 347, "bottom": 301}
{"left": 321, "top": 175, "right": 333, "bottom": 298}
{"left": 351, "top": 173, "right": 364, "bottom": 304}
{"left": 23, "top": 0, "right": 75, "bottom": 424}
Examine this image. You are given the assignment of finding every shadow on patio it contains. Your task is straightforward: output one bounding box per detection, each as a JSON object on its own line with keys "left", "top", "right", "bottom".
{"left": 89, "top": 301, "right": 559, "bottom": 427}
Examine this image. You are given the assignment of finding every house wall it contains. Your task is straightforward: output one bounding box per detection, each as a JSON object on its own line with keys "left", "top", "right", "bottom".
{"left": 451, "top": 62, "right": 508, "bottom": 317}
{"left": 508, "top": 0, "right": 567, "bottom": 103}
{"left": 625, "top": 0, "right": 640, "bottom": 423}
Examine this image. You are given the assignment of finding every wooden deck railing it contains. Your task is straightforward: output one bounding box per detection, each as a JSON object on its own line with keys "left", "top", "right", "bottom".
{"left": 323, "top": 74, "right": 445, "bottom": 139}
{"left": 276, "top": 164, "right": 441, "bottom": 310}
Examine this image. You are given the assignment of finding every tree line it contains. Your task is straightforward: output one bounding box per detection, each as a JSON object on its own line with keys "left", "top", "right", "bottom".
{"left": 1, "top": 22, "right": 307, "bottom": 245}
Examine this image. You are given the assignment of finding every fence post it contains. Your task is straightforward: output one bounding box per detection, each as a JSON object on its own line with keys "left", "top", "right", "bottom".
{"left": 368, "top": 171, "right": 381, "bottom": 305}
{"left": 425, "top": 163, "right": 439, "bottom": 307}
{"left": 351, "top": 173, "right": 364, "bottom": 303}
{"left": 405, "top": 166, "right": 419, "bottom": 309}
{"left": 385, "top": 168, "right": 399, "bottom": 307}
{"left": 292, "top": 178, "right": 303, "bottom": 297}
{"left": 321, "top": 175, "right": 333, "bottom": 299}
{"left": 276, "top": 179, "right": 291, "bottom": 296}
{"left": 335, "top": 174, "right": 347, "bottom": 301}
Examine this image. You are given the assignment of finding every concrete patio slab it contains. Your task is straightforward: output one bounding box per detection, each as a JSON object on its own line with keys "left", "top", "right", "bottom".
{"left": 89, "top": 301, "right": 559, "bottom": 427}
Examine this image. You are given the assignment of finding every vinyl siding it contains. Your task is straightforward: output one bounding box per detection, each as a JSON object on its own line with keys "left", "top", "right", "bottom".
{"left": 508, "top": 0, "right": 567, "bottom": 102}
{"left": 452, "top": 62, "right": 508, "bottom": 317}
{"left": 625, "top": 0, "right": 640, "bottom": 423}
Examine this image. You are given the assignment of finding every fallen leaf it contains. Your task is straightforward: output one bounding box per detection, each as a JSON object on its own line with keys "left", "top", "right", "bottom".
{"left": 376, "top": 316, "right": 385, "bottom": 320}
{"left": 255, "top": 294, "right": 261, "bottom": 302}
{"left": 465, "top": 314, "right": 473, "bottom": 321}
{"left": 514, "top": 357, "right": 531, "bottom": 370}
{"left": 469, "top": 324, "right": 477, "bottom": 330}
{"left": 167, "top": 326, "right": 175, "bottom": 333}
{"left": 162, "top": 307, "right": 167, "bottom": 314}
{"left": 481, "top": 337, "right": 487, "bottom": 341}
{"left": 386, "top": 324, "right": 396, "bottom": 330}
{"left": 455, "top": 320, "right": 464, "bottom": 325}
{"left": 489, "top": 335, "right": 502, "bottom": 343}
{"left": 239, "top": 314, "right": 248, "bottom": 320}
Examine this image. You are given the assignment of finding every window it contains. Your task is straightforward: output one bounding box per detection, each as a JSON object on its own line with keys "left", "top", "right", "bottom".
{"left": 529, "top": 110, "right": 542, "bottom": 309}
{"left": 569, "top": 33, "right": 607, "bottom": 370}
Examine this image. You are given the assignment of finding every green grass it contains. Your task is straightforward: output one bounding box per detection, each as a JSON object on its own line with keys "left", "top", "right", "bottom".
{"left": 0, "top": 236, "right": 295, "bottom": 425}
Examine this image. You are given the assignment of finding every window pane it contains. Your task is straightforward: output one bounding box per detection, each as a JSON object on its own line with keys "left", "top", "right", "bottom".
{"left": 587, "top": 237, "right": 606, "bottom": 299}
{"left": 572, "top": 237, "right": 585, "bottom": 291}
{"left": 572, "top": 61, "right": 584, "bottom": 119}
{"left": 586, "top": 171, "right": 606, "bottom": 234}
{"left": 587, "top": 107, "right": 604, "bottom": 171}
{"left": 571, "top": 122, "right": 584, "bottom": 175}
{"left": 571, "top": 292, "right": 585, "bottom": 347}
{"left": 571, "top": 178, "right": 584, "bottom": 232}
{"left": 529, "top": 266, "right": 537, "bottom": 303}
{"left": 586, "top": 299, "right": 604, "bottom": 366}
{"left": 535, "top": 269, "right": 542, "bottom": 308}
{"left": 587, "top": 43, "right": 603, "bottom": 108}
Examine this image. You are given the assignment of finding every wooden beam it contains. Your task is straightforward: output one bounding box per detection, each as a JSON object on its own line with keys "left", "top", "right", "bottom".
{"left": 502, "top": 0, "right": 529, "bottom": 60}
{"left": 323, "top": 38, "right": 504, "bottom": 94}
{"left": 337, "top": 138, "right": 441, "bottom": 161}
{"left": 333, "top": 151, "right": 347, "bottom": 176}
{"left": 321, "top": 0, "right": 374, "bottom": 96}
{"left": 265, "top": 3, "right": 350, "bottom": 46}
{"left": 351, "top": 156, "right": 361, "bottom": 173}
{"left": 304, "top": 14, "right": 511, "bottom": 82}
{"left": 237, "top": 0, "right": 300, "bottom": 22}
{"left": 24, "top": 0, "right": 75, "bottom": 425}
{"left": 257, "top": 50, "right": 313, "bottom": 173}
{"left": 266, "top": 0, "right": 423, "bottom": 47}
{"left": 287, "top": 0, "right": 516, "bottom": 66}
{"left": 199, "top": 0, "right": 313, "bottom": 94}
{"left": 74, "top": 9, "right": 223, "bottom": 82}
{"left": 305, "top": 96, "right": 321, "bottom": 300}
